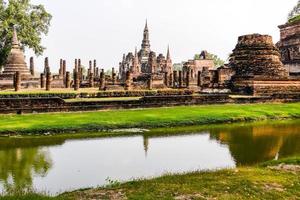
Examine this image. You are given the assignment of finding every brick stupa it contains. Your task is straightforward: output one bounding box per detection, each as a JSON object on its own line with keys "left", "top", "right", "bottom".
{"left": 229, "top": 34, "right": 300, "bottom": 95}
{"left": 230, "top": 34, "right": 288, "bottom": 79}
{"left": 2, "top": 27, "right": 31, "bottom": 78}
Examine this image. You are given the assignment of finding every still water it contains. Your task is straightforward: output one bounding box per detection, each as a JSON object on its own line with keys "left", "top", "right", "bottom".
{"left": 1, "top": 120, "right": 300, "bottom": 194}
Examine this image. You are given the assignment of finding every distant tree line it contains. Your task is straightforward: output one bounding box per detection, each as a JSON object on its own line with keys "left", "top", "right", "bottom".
{"left": 194, "top": 53, "right": 225, "bottom": 68}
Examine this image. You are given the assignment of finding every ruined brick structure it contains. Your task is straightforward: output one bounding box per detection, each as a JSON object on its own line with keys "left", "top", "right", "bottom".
{"left": 180, "top": 51, "right": 216, "bottom": 89}
{"left": 119, "top": 21, "right": 173, "bottom": 89}
{"left": 229, "top": 34, "right": 300, "bottom": 95}
{"left": 1, "top": 27, "right": 32, "bottom": 79}
{"left": 277, "top": 20, "right": 300, "bottom": 75}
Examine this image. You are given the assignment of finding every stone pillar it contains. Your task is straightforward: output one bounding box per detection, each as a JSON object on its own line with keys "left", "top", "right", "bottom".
{"left": 89, "top": 73, "right": 94, "bottom": 87}
{"left": 164, "top": 72, "right": 168, "bottom": 87}
{"left": 44, "top": 57, "right": 50, "bottom": 74}
{"left": 75, "top": 59, "right": 78, "bottom": 73}
{"left": 30, "top": 57, "right": 34, "bottom": 76}
{"left": 59, "top": 59, "right": 63, "bottom": 77}
{"left": 186, "top": 69, "right": 190, "bottom": 88}
{"left": 74, "top": 71, "right": 79, "bottom": 91}
{"left": 179, "top": 71, "right": 183, "bottom": 88}
{"left": 169, "top": 73, "right": 173, "bottom": 87}
{"left": 78, "top": 59, "right": 82, "bottom": 83}
{"left": 14, "top": 72, "right": 21, "bottom": 92}
{"left": 63, "top": 60, "right": 66, "bottom": 79}
{"left": 88, "top": 60, "right": 92, "bottom": 79}
{"left": 40, "top": 73, "right": 45, "bottom": 88}
{"left": 96, "top": 67, "right": 99, "bottom": 78}
{"left": 46, "top": 72, "right": 51, "bottom": 91}
{"left": 112, "top": 67, "right": 116, "bottom": 85}
{"left": 148, "top": 76, "right": 153, "bottom": 90}
{"left": 197, "top": 71, "right": 201, "bottom": 87}
{"left": 66, "top": 71, "right": 71, "bottom": 88}
{"left": 99, "top": 69, "right": 105, "bottom": 90}
{"left": 93, "top": 60, "right": 97, "bottom": 75}
{"left": 173, "top": 71, "right": 178, "bottom": 88}
{"left": 125, "top": 71, "right": 131, "bottom": 91}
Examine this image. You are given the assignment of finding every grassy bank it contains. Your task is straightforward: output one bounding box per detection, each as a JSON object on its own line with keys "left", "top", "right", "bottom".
{"left": 1, "top": 103, "right": 300, "bottom": 134}
{"left": 1, "top": 157, "right": 300, "bottom": 200}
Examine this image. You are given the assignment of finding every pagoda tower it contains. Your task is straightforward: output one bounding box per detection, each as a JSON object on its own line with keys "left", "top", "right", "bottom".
{"left": 139, "top": 20, "right": 151, "bottom": 65}
{"left": 3, "top": 27, "right": 31, "bottom": 78}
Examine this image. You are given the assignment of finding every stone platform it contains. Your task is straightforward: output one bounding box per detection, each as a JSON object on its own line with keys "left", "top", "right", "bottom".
{"left": 0, "top": 94, "right": 299, "bottom": 114}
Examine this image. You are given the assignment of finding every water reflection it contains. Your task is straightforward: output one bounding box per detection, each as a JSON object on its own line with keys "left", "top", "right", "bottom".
{"left": 0, "top": 148, "right": 52, "bottom": 193}
{"left": 209, "top": 122, "right": 300, "bottom": 165}
{"left": 0, "top": 120, "right": 300, "bottom": 194}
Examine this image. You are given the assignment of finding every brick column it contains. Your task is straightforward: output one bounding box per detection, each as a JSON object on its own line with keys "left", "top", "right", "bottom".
{"left": 197, "top": 71, "right": 201, "bottom": 87}
{"left": 66, "top": 71, "right": 71, "bottom": 88}
{"left": 46, "top": 72, "right": 52, "bottom": 91}
{"left": 169, "top": 73, "right": 173, "bottom": 87}
{"left": 148, "top": 75, "right": 153, "bottom": 90}
{"left": 63, "top": 60, "right": 66, "bottom": 80}
{"left": 124, "top": 71, "right": 131, "bottom": 91}
{"left": 173, "top": 71, "right": 178, "bottom": 88}
{"left": 30, "top": 57, "right": 34, "bottom": 76}
{"left": 40, "top": 73, "right": 45, "bottom": 88}
{"left": 179, "top": 71, "right": 183, "bottom": 88}
{"left": 93, "top": 60, "right": 96, "bottom": 76}
{"left": 59, "top": 59, "right": 63, "bottom": 77}
{"left": 99, "top": 69, "right": 105, "bottom": 90}
{"left": 14, "top": 72, "right": 21, "bottom": 91}
{"left": 44, "top": 57, "right": 50, "bottom": 74}
{"left": 74, "top": 71, "right": 79, "bottom": 91}
{"left": 164, "top": 72, "right": 168, "bottom": 87}
{"left": 186, "top": 69, "right": 190, "bottom": 88}
{"left": 112, "top": 67, "right": 116, "bottom": 85}
{"left": 89, "top": 73, "right": 94, "bottom": 87}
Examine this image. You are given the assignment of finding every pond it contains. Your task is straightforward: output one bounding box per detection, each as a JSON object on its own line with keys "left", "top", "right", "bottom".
{"left": 0, "top": 120, "right": 300, "bottom": 195}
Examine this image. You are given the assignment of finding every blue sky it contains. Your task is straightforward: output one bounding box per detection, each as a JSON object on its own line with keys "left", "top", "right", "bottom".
{"left": 27, "top": 0, "right": 297, "bottom": 72}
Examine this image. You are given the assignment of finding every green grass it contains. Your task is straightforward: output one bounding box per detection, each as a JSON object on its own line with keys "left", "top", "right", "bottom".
{"left": 0, "top": 193, "right": 60, "bottom": 200}
{"left": 60, "top": 157, "right": 300, "bottom": 200}
{"left": 2, "top": 157, "right": 299, "bottom": 199}
{"left": 1, "top": 103, "right": 300, "bottom": 134}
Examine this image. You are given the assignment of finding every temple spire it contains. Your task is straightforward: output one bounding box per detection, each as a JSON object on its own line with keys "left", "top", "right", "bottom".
{"left": 144, "top": 19, "right": 148, "bottom": 31}
{"left": 12, "top": 26, "right": 20, "bottom": 47}
{"left": 167, "top": 45, "right": 171, "bottom": 60}
{"left": 134, "top": 47, "right": 138, "bottom": 57}
{"left": 141, "top": 20, "right": 150, "bottom": 54}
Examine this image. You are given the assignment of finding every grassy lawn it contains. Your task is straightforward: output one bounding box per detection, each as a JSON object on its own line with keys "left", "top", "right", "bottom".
{"left": 1, "top": 157, "right": 299, "bottom": 200}
{"left": 1, "top": 103, "right": 300, "bottom": 134}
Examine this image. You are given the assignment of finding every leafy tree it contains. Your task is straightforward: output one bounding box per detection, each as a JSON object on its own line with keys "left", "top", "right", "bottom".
{"left": 173, "top": 63, "right": 183, "bottom": 71}
{"left": 288, "top": 0, "right": 300, "bottom": 21}
{"left": 0, "top": 0, "right": 52, "bottom": 69}
{"left": 194, "top": 52, "right": 225, "bottom": 68}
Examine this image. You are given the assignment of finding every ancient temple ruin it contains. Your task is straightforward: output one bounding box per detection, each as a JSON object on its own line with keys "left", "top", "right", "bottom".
{"left": 277, "top": 20, "right": 300, "bottom": 75}
{"left": 119, "top": 21, "right": 173, "bottom": 89}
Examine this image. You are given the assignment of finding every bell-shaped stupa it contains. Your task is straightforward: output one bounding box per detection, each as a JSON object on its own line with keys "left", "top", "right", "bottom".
{"left": 2, "top": 27, "right": 31, "bottom": 78}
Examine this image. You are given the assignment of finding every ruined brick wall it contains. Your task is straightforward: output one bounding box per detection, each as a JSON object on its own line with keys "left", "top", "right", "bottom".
{"left": 253, "top": 80, "right": 300, "bottom": 96}
{"left": 0, "top": 93, "right": 299, "bottom": 114}
{"left": 277, "top": 21, "right": 300, "bottom": 74}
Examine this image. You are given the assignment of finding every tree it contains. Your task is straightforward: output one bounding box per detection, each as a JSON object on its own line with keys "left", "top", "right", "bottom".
{"left": 194, "top": 52, "right": 225, "bottom": 68}
{"left": 0, "top": 0, "right": 52, "bottom": 68}
{"left": 288, "top": 0, "right": 300, "bottom": 20}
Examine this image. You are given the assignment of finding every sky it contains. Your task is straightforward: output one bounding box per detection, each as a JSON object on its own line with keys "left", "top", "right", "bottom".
{"left": 26, "top": 0, "right": 297, "bottom": 72}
